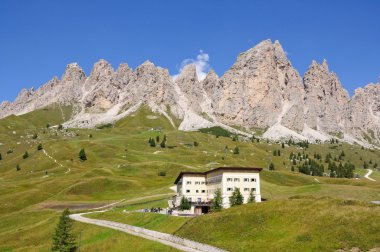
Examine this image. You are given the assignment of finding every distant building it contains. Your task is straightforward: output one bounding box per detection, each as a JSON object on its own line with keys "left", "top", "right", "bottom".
{"left": 173, "top": 167, "right": 262, "bottom": 215}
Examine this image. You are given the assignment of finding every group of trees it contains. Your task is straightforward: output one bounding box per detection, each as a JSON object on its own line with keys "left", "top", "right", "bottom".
{"left": 328, "top": 162, "right": 355, "bottom": 178}
{"left": 148, "top": 135, "right": 167, "bottom": 148}
{"left": 179, "top": 197, "right": 191, "bottom": 210}
{"left": 273, "top": 149, "right": 281, "bottom": 156}
{"left": 297, "top": 159, "right": 324, "bottom": 176}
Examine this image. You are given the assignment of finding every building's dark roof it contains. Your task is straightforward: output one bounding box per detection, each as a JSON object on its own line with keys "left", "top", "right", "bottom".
{"left": 174, "top": 167, "right": 263, "bottom": 184}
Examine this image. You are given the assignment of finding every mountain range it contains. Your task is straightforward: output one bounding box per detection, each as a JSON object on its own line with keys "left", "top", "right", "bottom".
{"left": 1, "top": 39, "right": 379, "bottom": 146}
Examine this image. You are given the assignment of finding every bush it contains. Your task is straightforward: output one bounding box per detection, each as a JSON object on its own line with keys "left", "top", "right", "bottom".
{"left": 96, "top": 123, "right": 113, "bottom": 129}
{"left": 23, "top": 151, "right": 29, "bottom": 159}
{"left": 158, "top": 171, "right": 166, "bottom": 176}
{"left": 7, "top": 149, "right": 13, "bottom": 154}
{"left": 32, "top": 133, "right": 38, "bottom": 139}
{"left": 194, "top": 141, "right": 199, "bottom": 147}
{"left": 37, "top": 144, "right": 43, "bottom": 150}
{"left": 16, "top": 164, "right": 20, "bottom": 171}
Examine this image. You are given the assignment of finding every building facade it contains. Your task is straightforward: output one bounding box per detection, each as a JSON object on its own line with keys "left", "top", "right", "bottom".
{"left": 174, "top": 167, "right": 262, "bottom": 214}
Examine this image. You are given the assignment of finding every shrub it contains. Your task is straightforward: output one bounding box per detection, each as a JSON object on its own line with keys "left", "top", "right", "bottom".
{"left": 194, "top": 141, "right": 199, "bottom": 147}
{"left": 37, "top": 144, "right": 43, "bottom": 150}
{"left": 158, "top": 171, "right": 166, "bottom": 176}
{"left": 269, "top": 162, "right": 275, "bottom": 171}
{"left": 22, "top": 151, "right": 29, "bottom": 159}
{"left": 32, "top": 133, "right": 38, "bottom": 139}
{"left": 16, "top": 164, "right": 20, "bottom": 171}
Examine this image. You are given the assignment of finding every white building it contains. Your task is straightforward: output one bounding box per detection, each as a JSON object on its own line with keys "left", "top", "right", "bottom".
{"left": 173, "top": 167, "right": 262, "bottom": 214}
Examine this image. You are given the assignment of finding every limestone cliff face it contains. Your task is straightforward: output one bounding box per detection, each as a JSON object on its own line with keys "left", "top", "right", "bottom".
{"left": 0, "top": 39, "right": 379, "bottom": 146}
{"left": 215, "top": 40, "right": 305, "bottom": 130}
{"left": 347, "top": 82, "right": 380, "bottom": 144}
{"left": 303, "top": 60, "right": 350, "bottom": 133}
{"left": 0, "top": 63, "right": 85, "bottom": 117}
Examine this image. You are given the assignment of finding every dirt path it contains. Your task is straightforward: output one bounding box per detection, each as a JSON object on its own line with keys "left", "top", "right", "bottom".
{"left": 364, "top": 169, "right": 376, "bottom": 181}
{"left": 42, "top": 149, "right": 70, "bottom": 174}
{"left": 70, "top": 212, "right": 227, "bottom": 252}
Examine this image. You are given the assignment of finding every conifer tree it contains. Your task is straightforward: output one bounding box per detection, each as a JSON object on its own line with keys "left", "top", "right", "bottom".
{"left": 52, "top": 208, "right": 76, "bottom": 252}
{"left": 269, "top": 162, "right": 275, "bottom": 171}
{"left": 277, "top": 149, "right": 281, "bottom": 156}
{"left": 23, "top": 151, "right": 29, "bottom": 159}
{"left": 212, "top": 189, "right": 223, "bottom": 212}
{"left": 229, "top": 187, "right": 243, "bottom": 206}
{"left": 0, "top": 153, "right": 2, "bottom": 160}
{"left": 16, "top": 164, "right": 20, "bottom": 171}
{"left": 233, "top": 146, "right": 240, "bottom": 154}
{"left": 156, "top": 135, "right": 160, "bottom": 143}
{"left": 37, "top": 143, "right": 43, "bottom": 150}
{"left": 79, "top": 149, "right": 87, "bottom": 161}
{"left": 248, "top": 190, "right": 255, "bottom": 203}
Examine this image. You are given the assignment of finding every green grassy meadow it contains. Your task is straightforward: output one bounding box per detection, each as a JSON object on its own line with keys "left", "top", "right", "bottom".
{"left": 0, "top": 105, "right": 379, "bottom": 251}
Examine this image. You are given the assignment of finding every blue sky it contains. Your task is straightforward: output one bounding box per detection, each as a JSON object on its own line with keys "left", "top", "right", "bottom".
{"left": 1, "top": 0, "right": 379, "bottom": 102}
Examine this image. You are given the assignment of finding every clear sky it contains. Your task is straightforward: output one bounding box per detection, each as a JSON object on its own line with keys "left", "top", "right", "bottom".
{"left": 1, "top": 0, "right": 379, "bottom": 102}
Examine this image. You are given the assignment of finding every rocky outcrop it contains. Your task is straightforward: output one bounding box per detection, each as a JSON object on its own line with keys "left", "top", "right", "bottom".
{"left": 0, "top": 39, "right": 379, "bottom": 146}
{"left": 303, "top": 60, "right": 349, "bottom": 133}
{"left": 215, "top": 40, "right": 305, "bottom": 130}
{"left": 346, "top": 81, "right": 380, "bottom": 145}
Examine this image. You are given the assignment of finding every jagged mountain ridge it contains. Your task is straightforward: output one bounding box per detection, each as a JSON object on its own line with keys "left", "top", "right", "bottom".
{"left": 1, "top": 39, "right": 379, "bottom": 146}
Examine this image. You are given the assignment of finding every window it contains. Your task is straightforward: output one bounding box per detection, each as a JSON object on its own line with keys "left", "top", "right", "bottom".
{"left": 227, "top": 187, "right": 233, "bottom": 191}
{"left": 187, "top": 197, "right": 192, "bottom": 202}
{"left": 196, "top": 190, "right": 199, "bottom": 193}
{"left": 251, "top": 188, "right": 256, "bottom": 192}
{"left": 201, "top": 181, "right": 205, "bottom": 185}
{"left": 244, "top": 178, "right": 249, "bottom": 182}
{"left": 227, "top": 178, "right": 232, "bottom": 182}
{"left": 195, "top": 181, "right": 200, "bottom": 185}
{"left": 187, "top": 181, "right": 191, "bottom": 185}
{"left": 234, "top": 178, "right": 240, "bottom": 182}
{"left": 251, "top": 178, "right": 256, "bottom": 182}
{"left": 201, "top": 190, "right": 206, "bottom": 193}
{"left": 197, "top": 198, "right": 202, "bottom": 203}
{"left": 186, "top": 190, "right": 190, "bottom": 193}
{"left": 244, "top": 188, "right": 250, "bottom": 192}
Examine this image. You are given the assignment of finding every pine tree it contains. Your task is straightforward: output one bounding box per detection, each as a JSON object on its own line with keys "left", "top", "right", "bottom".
{"left": 32, "top": 133, "right": 38, "bottom": 139}
{"left": 269, "top": 162, "right": 275, "bottom": 171}
{"left": 37, "top": 144, "right": 43, "bottom": 150}
{"left": 0, "top": 153, "right": 2, "bottom": 160}
{"left": 79, "top": 149, "right": 87, "bottom": 161}
{"left": 156, "top": 135, "right": 160, "bottom": 143}
{"left": 149, "top": 138, "right": 156, "bottom": 147}
{"left": 273, "top": 150, "right": 277, "bottom": 156}
{"left": 281, "top": 142, "right": 285, "bottom": 148}
{"left": 16, "top": 164, "right": 20, "bottom": 171}
{"left": 179, "top": 197, "right": 191, "bottom": 210}
{"left": 248, "top": 190, "right": 255, "bottom": 203}
{"left": 233, "top": 146, "right": 240, "bottom": 154}
{"left": 291, "top": 166, "right": 295, "bottom": 172}
{"left": 23, "top": 151, "right": 29, "bottom": 159}
{"left": 277, "top": 149, "right": 281, "bottom": 156}
{"left": 211, "top": 189, "right": 223, "bottom": 212}
{"left": 194, "top": 141, "right": 199, "bottom": 147}
{"left": 58, "top": 124, "right": 63, "bottom": 130}
{"left": 229, "top": 187, "right": 243, "bottom": 206}
{"left": 52, "top": 208, "right": 77, "bottom": 252}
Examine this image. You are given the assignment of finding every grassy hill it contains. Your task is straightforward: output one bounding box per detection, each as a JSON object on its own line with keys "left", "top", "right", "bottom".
{"left": 0, "top": 105, "right": 379, "bottom": 251}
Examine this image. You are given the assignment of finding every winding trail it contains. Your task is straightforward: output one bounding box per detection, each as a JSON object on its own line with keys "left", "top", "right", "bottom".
{"left": 364, "top": 169, "right": 376, "bottom": 181}
{"left": 42, "top": 149, "right": 71, "bottom": 174}
{"left": 70, "top": 212, "right": 226, "bottom": 252}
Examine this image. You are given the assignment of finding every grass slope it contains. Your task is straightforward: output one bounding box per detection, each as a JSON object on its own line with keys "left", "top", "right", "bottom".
{"left": 0, "top": 105, "right": 379, "bottom": 251}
